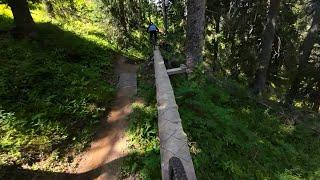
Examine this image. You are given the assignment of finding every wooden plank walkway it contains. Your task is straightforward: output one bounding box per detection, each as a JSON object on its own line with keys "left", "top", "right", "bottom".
{"left": 153, "top": 47, "right": 197, "bottom": 180}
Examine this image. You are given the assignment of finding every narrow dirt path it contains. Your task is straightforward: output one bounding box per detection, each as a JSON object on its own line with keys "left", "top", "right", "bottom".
{"left": 74, "top": 56, "right": 137, "bottom": 180}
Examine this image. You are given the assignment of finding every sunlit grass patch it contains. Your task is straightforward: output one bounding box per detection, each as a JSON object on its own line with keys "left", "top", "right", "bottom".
{"left": 0, "top": 10, "right": 115, "bottom": 173}
{"left": 121, "top": 65, "right": 160, "bottom": 179}
{"left": 0, "top": 5, "right": 12, "bottom": 17}
{"left": 122, "top": 102, "right": 160, "bottom": 179}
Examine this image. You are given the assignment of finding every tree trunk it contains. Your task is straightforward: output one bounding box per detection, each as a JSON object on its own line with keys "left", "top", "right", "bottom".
{"left": 230, "top": 35, "right": 239, "bottom": 78}
{"left": 162, "top": 0, "right": 168, "bottom": 35}
{"left": 185, "top": 0, "right": 206, "bottom": 70}
{"left": 286, "top": 7, "right": 320, "bottom": 104}
{"left": 213, "top": 14, "right": 221, "bottom": 65}
{"left": 8, "top": 0, "right": 36, "bottom": 38}
{"left": 252, "top": 0, "right": 281, "bottom": 94}
{"left": 312, "top": 84, "right": 320, "bottom": 112}
{"left": 312, "top": 89, "right": 320, "bottom": 112}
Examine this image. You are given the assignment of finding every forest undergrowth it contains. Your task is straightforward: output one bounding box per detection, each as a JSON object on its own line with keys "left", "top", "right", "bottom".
{"left": 124, "top": 64, "right": 320, "bottom": 179}
{"left": 1, "top": 1, "right": 320, "bottom": 179}
{"left": 175, "top": 73, "right": 320, "bottom": 179}
{"left": 120, "top": 63, "right": 161, "bottom": 179}
{"left": 0, "top": 6, "right": 116, "bottom": 173}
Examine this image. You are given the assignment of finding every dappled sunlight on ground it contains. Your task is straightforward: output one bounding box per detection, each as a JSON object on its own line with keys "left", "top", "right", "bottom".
{"left": 74, "top": 57, "right": 138, "bottom": 179}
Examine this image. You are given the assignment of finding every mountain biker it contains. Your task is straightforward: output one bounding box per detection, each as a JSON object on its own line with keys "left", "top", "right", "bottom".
{"left": 147, "top": 22, "right": 159, "bottom": 44}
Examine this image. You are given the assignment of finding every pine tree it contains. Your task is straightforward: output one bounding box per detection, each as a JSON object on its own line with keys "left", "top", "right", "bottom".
{"left": 252, "top": 0, "right": 281, "bottom": 94}
{"left": 185, "top": 0, "right": 206, "bottom": 69}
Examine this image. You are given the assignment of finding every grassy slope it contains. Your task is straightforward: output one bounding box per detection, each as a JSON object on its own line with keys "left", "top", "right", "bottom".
{"left": 124, "top": 68, "right": 320, "bottom": 179}
{"left": 1, "top": 3, "right": 319, "bottom": 179}
{"left": 174, "top": 75, "right": 320, "bottom": 179}
{"left": 0, "top": 5, "right": 116, "bottom": 172}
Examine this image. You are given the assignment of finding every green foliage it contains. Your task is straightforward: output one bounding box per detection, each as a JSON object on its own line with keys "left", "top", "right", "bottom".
{"left": 173, "top": 76, "right": 320, "bottom": 179}
{"left": 122, "top": 66, "right": 320, "bottom": 179}
{"left": 203, "top": 1, "right": 320, "bottom": 110}
{"left": 121, "top": 68, "right": 160, "bottom": 179}
{"left": 128, "top": 103, "right": 158, "bottom": 152}
{"left": 0, "top": 10, "right": 12, "bottom": 29}
{"left": 0, "top": 13, "right": 115, "bottom": 170}
{"left": 122, "top": 103, "right": 160, "bottom": 179}
{"left": 63, "top": 0, "right": 152, "bottom": 59}
{"left": 1, "top": 0, "right": 320, "bottom": 178}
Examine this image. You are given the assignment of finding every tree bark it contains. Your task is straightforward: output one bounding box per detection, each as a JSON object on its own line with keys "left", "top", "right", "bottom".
{"left": 252, "top": 0, "right": 281, "bottom": 94}
{"left": 118, "top": 0, "right": 128, "bottom": 34}
{"left": 312, "top": 88, "right": 320, "bottom": 112}
{"left": 312, "top": 83, "right": 320, "bottom": 112}
{"left": 185, "top": 0, "right": 206, "bottom": 70}
{"left": 162, "top": 0, "right": 168, "bottom": 35}
{"left": 8, "top": 0, "right": 36, "bottom": 38}
{"left": 286, "top": 7, "right": 320, "bottom": 104}
{"left": 213, "top": 14, "right": 221, "bottom": 65}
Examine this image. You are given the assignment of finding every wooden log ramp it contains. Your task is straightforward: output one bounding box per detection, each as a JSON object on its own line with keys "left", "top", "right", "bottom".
{"left": 153, "top": 47, "right": 197, "bottom": 180}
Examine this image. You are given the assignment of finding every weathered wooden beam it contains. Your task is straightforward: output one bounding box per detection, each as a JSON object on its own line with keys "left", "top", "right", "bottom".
{"left": 167, "top": 64, "right": 187, "bottom": 76}
{"left": 153, "top": 47, "right": 197, "bottom": 180}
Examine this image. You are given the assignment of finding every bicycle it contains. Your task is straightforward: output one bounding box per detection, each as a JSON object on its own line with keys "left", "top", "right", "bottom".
{"left": 151, "top": 33, "right": 157, "bottom": 50}
{"left": 169, "top": 157, "right": 188, "bottom": 180}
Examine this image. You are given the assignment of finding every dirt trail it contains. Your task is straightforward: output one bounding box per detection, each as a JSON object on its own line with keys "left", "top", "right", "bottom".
{"left": 74, "top": 56, "right": 138, "bottom": 180}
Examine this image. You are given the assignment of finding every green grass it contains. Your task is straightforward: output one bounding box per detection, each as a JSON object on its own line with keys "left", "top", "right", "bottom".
{"left": 174, "top": 75, "right": 320, "bottom": 179}
{"left": 121, "top": 103, "right": 160, "bottom": 179}
{"left": 123, "top": 66, "right": 320, "bottom": 179}
{"left": 0, "top": 12, "right": 116, "bottom": 172}
{"left": 121, "top": 66, "right": 161, "bottom": 179}
{"left": 2, "top": 2, "right": 319, "bottom": 179}
{"left": 0, "top": 2, "right": 152, "bottom": 176}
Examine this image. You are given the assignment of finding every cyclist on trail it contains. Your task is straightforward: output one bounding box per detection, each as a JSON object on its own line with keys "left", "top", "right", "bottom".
{"left": 147, "top": 22, "right": 159, "bottom": 44}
